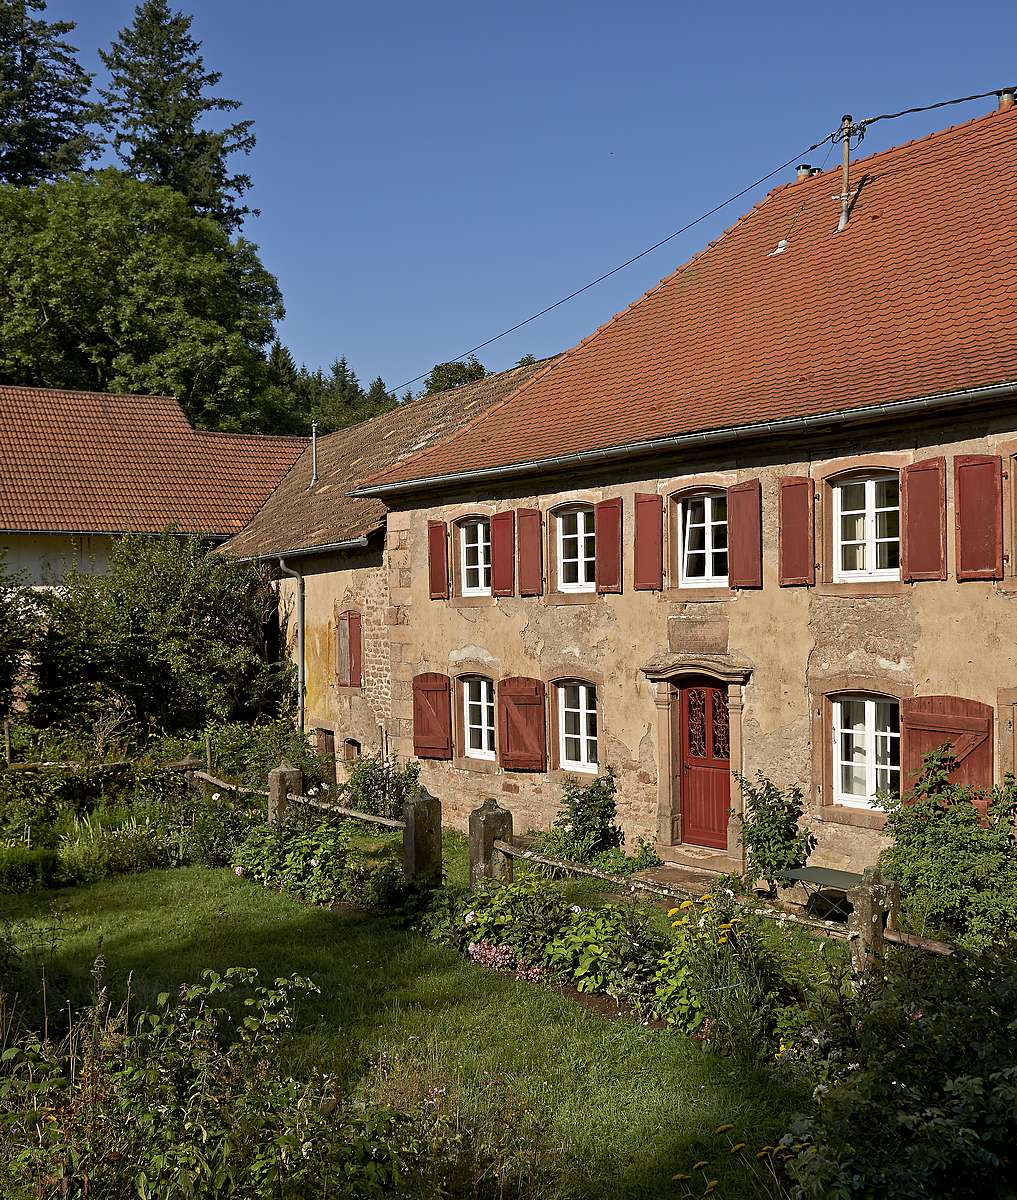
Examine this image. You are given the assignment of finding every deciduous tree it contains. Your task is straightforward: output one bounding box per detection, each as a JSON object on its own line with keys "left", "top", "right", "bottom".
{"left": 422, "top": 356, "right": 487, "bottom": 395}
{"left": 0, "top": 171, "right": 284, "bottom": 431}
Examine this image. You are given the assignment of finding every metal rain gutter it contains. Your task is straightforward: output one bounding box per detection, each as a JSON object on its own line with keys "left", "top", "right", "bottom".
{"left": 230, "top": 536, "right": 371, "bottom": 565}
{"left": 351, "top": 380, "right": 1017, "bottom": 498}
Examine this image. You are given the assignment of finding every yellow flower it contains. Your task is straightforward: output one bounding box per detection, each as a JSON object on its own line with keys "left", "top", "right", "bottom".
{"left": 668, "top": 908, "right": 681, "bottom": 917}
{"left": 680, "top": 899, "right": 695, "bottom": 910}
{"left": 756, "top": 1150, "right": 771, "bottom": 1160}
{"left": 716, "top": 935, "right": 729, "bottom": 944}
{"left": 702, "top": 906, "right": 714, "bottom": 914}
{"left": 730, "top": 1143, "right": 746, "bottom": 1153}
{"left": 718, "top": 922, "right": 733, "bottom": 931}
{"left": 672, "top": 1173, "right": 691, "bottom": 1181}
{"left": 699, "top": 894, "right": 714, "bottom": 901}
{"left": 704, "top": 1182, "right": 718, "bottom": 1194}
{"left": 672, "top": 918, "right": 688, "bottom": 928}
{"left": 713, "top": 1124, "right": 734, "bottom": 1134}
{"left": 692, "top": 1160, "right": 708, "bottom": 1170}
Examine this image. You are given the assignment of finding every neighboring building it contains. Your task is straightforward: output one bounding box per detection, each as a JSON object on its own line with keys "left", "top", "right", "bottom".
{"left": 224, "top": 358, "right": 557, "bottom": 768}
{"left": 342, "top": 101, "right": 1017, "bottom": 873}
{"left": 0, "top": 385, "right": 307, "bottom": 585}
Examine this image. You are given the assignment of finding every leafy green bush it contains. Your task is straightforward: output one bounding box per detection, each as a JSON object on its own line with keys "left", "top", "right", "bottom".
{"left": 878, "top": 747, "right": 1017, "bottom": 949}
{"left": 0, "top": 846, "right": 60, "bottom": 891}
{"left": 463, "top": 875, "right": 574, "bottom": 966}
{"left": 543, "top": 902, "right": 667, "bottom": 1006}
{"left": 343, "top": 753, "right": 421, "bottom": 818}
{"left": 233, "top": 815, "right": 354, "bottom": 906}
{"left": 0, "top": 555, "right": 38, "bottom": 722}
{"left": 534, "top": 768, "right": 661, "bottom": 874}
{"left": 27, "top": 533, "right": 289, "bottom": 738}
{"left": 0, "top": 965, "right": 533, "bottom": 1200}
{"left": 782, "top": 950, "right": 1017, "bottom": 1199}
{"left": 735, "top": 771, "right": 816, "bottom": 889}
{"left": 57, "top": 815, "right": 167, "bottom": 884}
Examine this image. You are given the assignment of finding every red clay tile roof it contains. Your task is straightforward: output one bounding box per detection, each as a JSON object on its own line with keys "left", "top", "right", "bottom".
{"left": 366, "top": 107, "right": 1017, "bottom": 491}
{"left": 0, "top": 385, "right": 308, "bottom": 536}
{"left": 224, "top": 356, "right": 558, "bottom": 558}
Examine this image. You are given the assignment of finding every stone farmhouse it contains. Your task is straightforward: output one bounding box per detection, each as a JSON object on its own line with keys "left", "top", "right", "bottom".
{"left": 1, "top": 385, "right": 307, "bottom": 585}
{"left": 231, "top": 100, "right": 1017, "bottom": 874}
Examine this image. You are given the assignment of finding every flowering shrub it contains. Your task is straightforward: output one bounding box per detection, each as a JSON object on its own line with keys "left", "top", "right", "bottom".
{"left": 534, "top": 767, "right": 661, "bottom": 875}
{"left": 343, "top": 753, "right": 421, "bottom": 818}
{"left": 878, "top": 746, "right": 1017, "bottom": 949}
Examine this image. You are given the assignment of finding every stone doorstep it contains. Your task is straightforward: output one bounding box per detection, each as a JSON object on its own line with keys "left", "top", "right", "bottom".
{"left": 634, "top": 862, "right": 731, "bottom": 895}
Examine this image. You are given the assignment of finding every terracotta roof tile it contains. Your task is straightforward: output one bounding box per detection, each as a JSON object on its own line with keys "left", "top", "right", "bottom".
{"left": 0, "top": 386, "right": 308, "bottom": 536}
{"left": 367, "top": 107, "right": 1017, "bottom": 489}
{"left": 224, "top": 356, "right": 558, "bottom": 558}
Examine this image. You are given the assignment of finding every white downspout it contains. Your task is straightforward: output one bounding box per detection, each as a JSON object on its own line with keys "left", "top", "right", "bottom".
{"left": 278, "top": 557, "right": 305, "bottom": 732}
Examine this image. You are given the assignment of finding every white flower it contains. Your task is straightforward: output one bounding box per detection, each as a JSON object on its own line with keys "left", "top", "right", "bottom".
{"left": 563, "top": 822, "right": 572, "bottom": 832}
{"left": 309, "top": 858, "right": 319, "bottom": 868}
{"left": 321, "top": 783, "right": 330, "bottom": 792}
{"left": 307, "top": 786, "right": 319, "bottom": 797}
{"left": 571, "top": 905, "right": 582, "bottom": 913}
{"left": 464, "top": 910, "right": 476, "bottom": 924}
{"left": 212, "top": 792, "right": 221, "bottom": 801}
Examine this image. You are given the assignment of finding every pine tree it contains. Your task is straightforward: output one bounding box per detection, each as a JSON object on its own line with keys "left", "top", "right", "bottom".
{"left": 265, "top": 338, "right": 298, "bottom": 391}
{"left": 98, "top": 0, "right": 256, "bottom": 234}
{"left": 0, "top": 0, "right": 100, "bottom": 185}
{"left": 364, "top": 374, "right": 397, "bottom": 415}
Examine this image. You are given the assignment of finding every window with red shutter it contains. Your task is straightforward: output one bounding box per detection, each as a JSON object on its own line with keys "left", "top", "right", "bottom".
{"left": 954, "top": 455, "right": 1003, "bottom": 581}
{"left": 634, "top": 493, "right": 663, "bottom": 590}
{"left": 412, "top": 672, "right": 452, "bottom": 759}
{"left": 490, "top": 511, "right": 515, "bottom": 596}
{"left": 498, "top": 676, "right": 546, "bottom": 771}
{"left": 594, "top": 497, "right": 622, "bottom": 593}
{"left": 517, "top": 508, "right": 544, "bottom": 595}
{"left": 337, "top": 610, "right": 362, "bottom": 687}
{"left": 901, "top": 457, "right": 947, "bottom": 581}
{"left": 778, "top": 477, "right": 815, "bottom": 586}
{"left": 727, "top": 479, "right": 762, "bottom": 588}
{"left": 427, "top": 520, "right": 449, "bottom": 599}
{"left": 901, "top": 695, "right": 993, "bottom": 793}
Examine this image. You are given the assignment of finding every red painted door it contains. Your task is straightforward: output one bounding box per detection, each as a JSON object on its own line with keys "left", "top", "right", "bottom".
{"left": 680, "top": 681, "right": 731, "bottom": 849}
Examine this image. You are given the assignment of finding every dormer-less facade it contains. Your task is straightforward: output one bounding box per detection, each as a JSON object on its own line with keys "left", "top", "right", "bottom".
{"left": 354, "top": 103, "right": 1017, "bottom": 873}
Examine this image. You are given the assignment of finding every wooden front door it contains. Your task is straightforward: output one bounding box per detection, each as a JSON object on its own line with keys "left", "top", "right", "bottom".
{"left": 678, "top": 681, "right": 731, "bottom": 849}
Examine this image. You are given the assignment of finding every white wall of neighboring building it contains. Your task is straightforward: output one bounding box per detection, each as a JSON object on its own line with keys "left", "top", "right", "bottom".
{"left": 1, "top": 533, "right": 117, "bottom": 586}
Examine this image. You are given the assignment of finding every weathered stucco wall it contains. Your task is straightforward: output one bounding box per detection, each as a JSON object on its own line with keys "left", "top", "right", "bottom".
{"left": 278, "top": 538, "right": 391, "bottom": 759}
{"left": 2, "top": 533, "right": 116, "bottom": 586}
{"left": 384, "top": 407, "right": 1017, "bottom": 872}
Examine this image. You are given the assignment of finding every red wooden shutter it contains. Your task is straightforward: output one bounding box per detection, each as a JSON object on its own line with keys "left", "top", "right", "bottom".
{"left": 901, "top": 695, "right": 993, "bottom": 794}
{"left": 348, "top": 610, "right": 362, "bottom": 687}
{"left": 777, "top": 476, "right": 815, "bottom": 586}
{"left": 427, "top": 520, "right": 449, "bottom": 599}
{"left": 727, "top": 478, "right": 762, "bottom": 588}
{"left": 336, "top": 611, "right": 349, "bottom": 685}
{"left": 901, "top": 457, "right": 947, "bottom": 582}
{"left": 498, "top": 676, "right": 546, "bottom": 771}
{"left": 412, "top": 672, "right": 452, "bottom": 759}
{"left": 594, "top": 497, "right": 623, "bottom": 593}
{"left": 490, "top": 511, "right": 515, "bottom": 597}
{"left": 955, "top": 455, "right": 1003, "bottom": 581}
{"left": 517, "top": 508, "right": 544, "bottom": 596}
{"left": 634, "top": 493, "right": 663, "bottom": 590}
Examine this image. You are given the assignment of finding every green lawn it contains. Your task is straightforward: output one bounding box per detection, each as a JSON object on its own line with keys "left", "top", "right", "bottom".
{"left": 4, "top": 860, "right": 807, "bottom": 1199}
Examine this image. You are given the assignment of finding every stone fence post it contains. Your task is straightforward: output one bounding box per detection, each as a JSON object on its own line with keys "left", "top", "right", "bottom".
{"left": 468, "top": 798, "right": 513, "bottom": 888}
{"left": 403, "top": 786, "right": 442, "bottom": 889}
{"left": 847, "top": 867, "right": 896, "bottom": 980}
{"left": 268, "top": 760, "right": 303, "bottom": 824}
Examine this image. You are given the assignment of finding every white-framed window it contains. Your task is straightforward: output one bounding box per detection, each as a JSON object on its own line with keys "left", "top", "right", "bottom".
{"left": 462, "top": 676, "right": 495, "bottom": 759}
{"left": 831, "top": 694, "right": 901, "bottom": 808}
{"left": 832, "top": 474, "right": 900, "bottom": 581}
{"left": 558, "top": 681, "right": 598, "bottom": 772}
{"left": 556, "top": 506, "right": 596, "bottom": 592}
{"left": 677, "top": 492, "right": 728, "bottom": 586}
{"left": 459, "top": 518, "right": 491, "bottom": 595}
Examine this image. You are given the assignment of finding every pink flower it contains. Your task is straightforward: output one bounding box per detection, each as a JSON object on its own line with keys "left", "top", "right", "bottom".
{"left": 234, "top": 865, "right": 245, "bottom": 877}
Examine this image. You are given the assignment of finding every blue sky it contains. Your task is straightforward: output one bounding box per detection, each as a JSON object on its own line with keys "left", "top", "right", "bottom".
{"left": 54, "top": 0, "right": 1017, "bottom": 394}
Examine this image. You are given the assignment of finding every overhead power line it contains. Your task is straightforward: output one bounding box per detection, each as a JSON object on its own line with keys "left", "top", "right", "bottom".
{"left": 394, "top": 84, "right": 1016, "bottom": 393}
